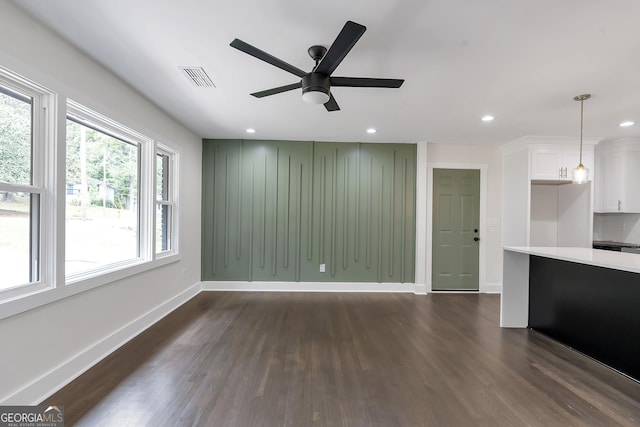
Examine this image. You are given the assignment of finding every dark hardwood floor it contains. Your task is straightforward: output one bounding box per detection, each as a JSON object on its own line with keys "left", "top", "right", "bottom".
{"left": 44, "top": 292, "right": 640, "bottom": 426}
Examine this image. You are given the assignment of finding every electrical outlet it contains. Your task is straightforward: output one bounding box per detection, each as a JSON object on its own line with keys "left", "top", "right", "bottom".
{"left": 319, "top": 263, "right": 326, "bottom": 273}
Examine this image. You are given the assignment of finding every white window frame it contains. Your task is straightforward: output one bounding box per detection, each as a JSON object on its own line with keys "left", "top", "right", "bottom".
{"left": 0, "top": 66, "right": 56, "bottom": 302}
{"left": 65, "top": 100, "right": 155, "bottom": 284}
{"left": 0, "top": 67, "right": 181, "bottom": 320}
{"left": 155, "top": 144, "right": 178, "bottom": 257}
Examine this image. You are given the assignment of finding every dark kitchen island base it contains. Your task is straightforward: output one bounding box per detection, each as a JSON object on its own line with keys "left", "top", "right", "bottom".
{"left": 529, "top": 255, "right": 640, "bottom": 381}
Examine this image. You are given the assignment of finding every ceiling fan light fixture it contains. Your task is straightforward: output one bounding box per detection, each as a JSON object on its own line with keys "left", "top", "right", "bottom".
{"left": 302, "top": 88, "right": 330, "bottom": 104}
{"left": 301, "top": 73, "right": 331, "bottom": 104}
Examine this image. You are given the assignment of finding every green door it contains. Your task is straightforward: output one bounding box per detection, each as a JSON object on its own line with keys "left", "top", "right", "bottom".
{"left": 432, "top": 169, "right": 480, "bottom": 291}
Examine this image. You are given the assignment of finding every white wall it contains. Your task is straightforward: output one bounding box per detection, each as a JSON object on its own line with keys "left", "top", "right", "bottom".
{"left": 530, "top": 185, "right": 559, "bottom": 246}
{"left": 594, "top": 213, "right": 640, "bottom": 243}
{"left": 501, "top": 146, "right": 530, "bottom": 247}
{"left": 0, "top": 2, "right": 202, "bottom": 404}
{"left": 426, "top": 143, "right": 503, "bottom": 290}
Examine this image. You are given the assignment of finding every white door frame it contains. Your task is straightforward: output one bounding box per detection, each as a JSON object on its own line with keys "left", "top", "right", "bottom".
{"left": 426, "top": 163, "right": 488, "bottom": 293}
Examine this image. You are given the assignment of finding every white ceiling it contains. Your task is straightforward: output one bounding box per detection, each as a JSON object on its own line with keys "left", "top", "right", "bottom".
{"left": 13, "top": 0, "right": 640, "bottom": 145}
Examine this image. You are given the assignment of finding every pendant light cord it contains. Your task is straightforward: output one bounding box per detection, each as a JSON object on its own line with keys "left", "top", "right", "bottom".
{"left": 579, "top": 99, "right": 584, "bottom": 165}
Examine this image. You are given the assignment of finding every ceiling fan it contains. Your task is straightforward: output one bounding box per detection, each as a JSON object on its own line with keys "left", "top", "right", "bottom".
{"left": 230, "top": 21, "right": 404, "bottom": 112}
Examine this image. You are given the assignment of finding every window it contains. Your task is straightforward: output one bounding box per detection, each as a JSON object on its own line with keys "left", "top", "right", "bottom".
{"left": 0, "top": 65, "right": 180, "bottom": 315}
{"left": 0, "top": 69, "right": 53, "bottom": 297}
{"left": 155, "top": 148, "right": 176, "bottom": 254}
{"left": 65, "top": 102, "right": 148, "bottom": 280}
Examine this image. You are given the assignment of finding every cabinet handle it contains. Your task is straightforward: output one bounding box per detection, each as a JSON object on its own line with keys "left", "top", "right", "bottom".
{"left": 559, "top": 168, "right": 563, "bottom": 178}
{"left": 563, "top": 167, "right": 568, "bottom": 178}
{"left": 618, "top": 200, "right": 622, "bottom": 211}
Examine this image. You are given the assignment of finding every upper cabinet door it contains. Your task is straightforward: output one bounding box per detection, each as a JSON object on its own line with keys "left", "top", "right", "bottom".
{"left": 594, "top": 139, "right": 640, "bottom": 213}
{"left": 601, "top": 150, "right": 624, "bottom": 212}
{"left": 622, "top": 149, "right": 640, "bottom": 212}
{"left": 531, "top": 150, "right": 565, "bottom": 180}
{"left": 531, "top": 147, "right": 595, "bottom": 182}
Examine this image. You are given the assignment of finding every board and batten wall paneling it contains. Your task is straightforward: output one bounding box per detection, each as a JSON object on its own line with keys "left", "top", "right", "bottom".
{"left": 202, "top": 140, "right": 416, "bottom": 283}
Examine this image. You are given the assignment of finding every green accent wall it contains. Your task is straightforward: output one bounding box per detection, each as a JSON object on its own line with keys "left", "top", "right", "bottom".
{"left": 202, "top": 139, "right": 416, "bottom": 283}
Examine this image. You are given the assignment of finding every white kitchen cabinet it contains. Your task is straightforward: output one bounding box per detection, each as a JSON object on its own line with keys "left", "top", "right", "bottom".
{"left": 501, "top": 136, "right": 600, "bottom": 248}
{"left": 595, "top": 138, "right": 640, "bottom": 213}
{"left": 531, "top": 147, "right": 594, "bottom": 182}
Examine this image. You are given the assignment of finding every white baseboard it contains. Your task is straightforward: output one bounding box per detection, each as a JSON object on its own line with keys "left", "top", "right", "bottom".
{"left": 427, "top": 284, "right": 502, "bottom": 294}
{"left": 414, "top": 283, "right": 428, "bottom": 295}
{"left": 415, "top": 281, "right": 501, "bottom": 294}
{"left": 2, "top": 283, "right": 201, "bottom": 405}
{"left": 480, "top": 282, "right": 502, "bottom": 294}
{"left": 201, "top": 281, "right": 418, "bottom": 293}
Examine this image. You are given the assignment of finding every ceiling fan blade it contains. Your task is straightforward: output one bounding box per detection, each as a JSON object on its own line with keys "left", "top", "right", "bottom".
{"left": 314, "top": 21, "right": 366, "bottom": 76}
{"left": 230, "top": 39, "right": 306, "bottom": 78}
{"left": 324, "top": 93, "right": 340, "bottom": 112}
{"left": 251, "top": 83, "right": 301, "bottom": 98}
{"left": 331, "top": 77, "right": 404, "bottom": 88}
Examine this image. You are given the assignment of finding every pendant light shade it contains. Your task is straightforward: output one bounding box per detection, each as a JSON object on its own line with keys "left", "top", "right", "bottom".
{"left": 571, "top": 163, "right": 589, "bottom": 184}
{"left": 572, "top": 94, "right": 591, "bottom": 184}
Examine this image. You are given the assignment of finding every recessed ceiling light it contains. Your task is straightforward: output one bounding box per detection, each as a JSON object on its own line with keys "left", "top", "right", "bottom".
{"left": 246, "top": 128, "right": 256, "bottom": 133}
{"left": 481, "top": 115, "right": 494, "bottom": 122}
{"left": 366, "top": 128, "right": 377, "bottom": 134}
{"left": 619, "top": 121, "right": 635, "bottom": 127}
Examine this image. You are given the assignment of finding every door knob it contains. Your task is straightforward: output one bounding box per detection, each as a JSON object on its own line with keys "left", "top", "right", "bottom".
{"left": 474, "top": 237, "right": 480, "bottom": 242}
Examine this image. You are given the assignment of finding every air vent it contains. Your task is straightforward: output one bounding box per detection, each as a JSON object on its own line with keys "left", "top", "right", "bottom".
{"left": 179, "top": 66, "right": 216, "bottom": 88}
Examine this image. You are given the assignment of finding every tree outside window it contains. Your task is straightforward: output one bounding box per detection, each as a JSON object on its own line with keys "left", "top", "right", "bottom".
{"left": 0, "top": 85, "right": 38, "bottom": 291}
{"left": 65, "top": 117, "right": 139, "bottom": 276}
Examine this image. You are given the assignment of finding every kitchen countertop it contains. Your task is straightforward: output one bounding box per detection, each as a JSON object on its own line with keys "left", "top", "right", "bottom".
{"left": 504, "top": 246, "right": 640, "bottom": 275}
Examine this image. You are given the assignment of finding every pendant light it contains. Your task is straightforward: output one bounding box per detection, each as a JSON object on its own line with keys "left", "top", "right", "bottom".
{"left": 571, "top": 93, "right": 591, "bottom": 184}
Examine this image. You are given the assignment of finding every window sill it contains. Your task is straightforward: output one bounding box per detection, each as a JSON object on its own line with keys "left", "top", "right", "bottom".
{"left": 0, "top": 253, "right": 181, "bottom": 321}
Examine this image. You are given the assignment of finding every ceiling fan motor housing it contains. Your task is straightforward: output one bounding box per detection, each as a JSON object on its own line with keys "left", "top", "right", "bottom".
{"left": 301, "top": 73, "right": 330, "bottom": 103}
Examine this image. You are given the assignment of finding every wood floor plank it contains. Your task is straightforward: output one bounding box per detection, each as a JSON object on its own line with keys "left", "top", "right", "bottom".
{"left": 43, "top": 292, "right": 640, "bottom": 426}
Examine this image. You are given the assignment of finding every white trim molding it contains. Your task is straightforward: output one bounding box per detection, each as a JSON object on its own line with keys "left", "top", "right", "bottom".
{"left": 426, "top": 162, "right": 489, "bottom": 293}
{"left": 414, "top": 283, "right": 428, "bottom": 295}
{"left": 201, "top": 281, "right": 419, "bottom": 294}
{"left": 480, "top": 282, "right": 502, "bottom": 294}
{"left": 414, "top": 141, "right": 429, "bottom": 294}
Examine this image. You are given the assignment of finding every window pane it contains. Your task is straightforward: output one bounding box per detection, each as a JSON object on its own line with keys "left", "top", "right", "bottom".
{"left": 0, "top": 88, "right": 32, "bottom": 185}
{"left": 0, "top": 192, "right": 38, "bottom": 290}
{"left": 65, "top": 119, "right": 139, "bottom": 276}
{"left": 156, "top": 203, "right": 170, "bottom": 253}
{"left": 156, "top": 152, "right": 169, "bottom": 201}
